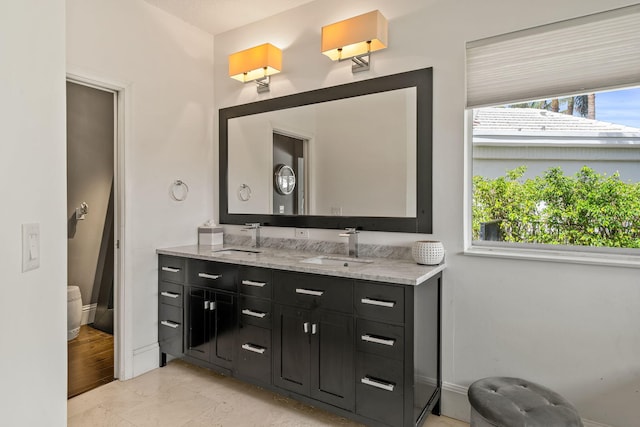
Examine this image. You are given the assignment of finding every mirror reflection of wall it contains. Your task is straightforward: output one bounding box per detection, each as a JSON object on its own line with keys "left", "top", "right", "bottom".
{"left": 227, "top": 87, "right": 416, "bottom": 218}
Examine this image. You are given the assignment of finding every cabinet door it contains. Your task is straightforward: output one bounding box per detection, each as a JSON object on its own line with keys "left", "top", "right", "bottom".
{"left": 186, "top": 287, "right": 212, "bottom": 362}
{"left": 211, "top": 291, "right": 235, "bottom": 369}
{"left": 310, "top": 311, "right": 355, "bottom": 411}
{"left": 273, "top": 305, "right": 311, "bottom": 395}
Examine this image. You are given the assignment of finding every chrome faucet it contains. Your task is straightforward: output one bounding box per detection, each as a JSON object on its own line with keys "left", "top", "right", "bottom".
{"left": 243, "top": 223, "right": 261, "bottom": 248}
{"left": 339, "top": 228, "right": 359, "bottom": 257}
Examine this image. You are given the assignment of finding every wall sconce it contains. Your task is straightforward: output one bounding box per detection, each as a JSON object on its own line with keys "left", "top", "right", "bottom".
{"left": 229, "top": 43, "right": 282, "bottom": 93}
{"left": 321, "top": 10, "right": 388, "bottom": 73}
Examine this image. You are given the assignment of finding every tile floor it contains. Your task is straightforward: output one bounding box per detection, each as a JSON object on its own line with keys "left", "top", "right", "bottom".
{"left": 68, "top": 359, "right": 469, "bottom": 427}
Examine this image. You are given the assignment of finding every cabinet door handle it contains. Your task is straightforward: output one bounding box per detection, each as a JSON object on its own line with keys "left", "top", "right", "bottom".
{"left": 198, "top": 272, "right": 221, "bottom": 280}
{"left": 210, "top": 301, "right": 216, "bottom": 311}
{"left": 242, "top": 309, "right": 266, "bottom": 318}
{"left": 361, "top": 334, "right": 395, "bottom": 346}
{"left": 303, "top": 322, "right": 310, "bottom": 333}
{"left": 160, "top": 291, "right": 180, "bottom": 299}
{"left": 241, "top": 343, "right": 266, "bottom": 354}
{"left": 161, "top": 266, "right": 180, "bottom": 273}
{"left": 160, "top": 320, "right": 179, "bottom": 329}
{"left": 312, "top": 323, "right": 317, "bottom": 335}
{"left": 361, "top": 377, "right": 395, "bottom": 392}
{"left": 361, "top": 298, "right": 395, "bottom": 308}
{"left": 204, "top": 300, "right": 209, "bottom": 310}
{"left": 242, "top": 280, "right": 266, "bottom": 288}
{"left": 296, "top": 288, "right": 324, "bottom": 297}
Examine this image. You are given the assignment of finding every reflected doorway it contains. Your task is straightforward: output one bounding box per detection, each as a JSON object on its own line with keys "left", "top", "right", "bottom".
{"left": 273, "top": 132, "right": 306, "bottom": 215}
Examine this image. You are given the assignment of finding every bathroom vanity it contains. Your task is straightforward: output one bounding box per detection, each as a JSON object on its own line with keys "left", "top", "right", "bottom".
{"left": 157, "top": 245, "right": 443, "bottom": 427}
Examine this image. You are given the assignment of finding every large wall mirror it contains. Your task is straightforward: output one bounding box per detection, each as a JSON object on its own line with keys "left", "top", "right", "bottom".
{"left": 219, "top": 68, "right": 432, "bottom": 233}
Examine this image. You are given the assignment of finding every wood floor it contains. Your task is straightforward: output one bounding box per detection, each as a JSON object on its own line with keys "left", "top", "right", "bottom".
{"left": 68, "top": 325, "right": 114, "bottom": 399}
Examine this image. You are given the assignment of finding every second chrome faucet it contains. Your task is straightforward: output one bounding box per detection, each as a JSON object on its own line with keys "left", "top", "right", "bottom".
{"left": 339, "top": 228, "right": 359, "bottom": 257}
{"left": 243, "top": 223, "right": 261, "bottom": 248}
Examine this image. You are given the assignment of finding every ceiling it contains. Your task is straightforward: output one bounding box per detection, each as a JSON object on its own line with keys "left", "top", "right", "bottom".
{"left": 142, "top": 0, "right": 316, "bottom": 35}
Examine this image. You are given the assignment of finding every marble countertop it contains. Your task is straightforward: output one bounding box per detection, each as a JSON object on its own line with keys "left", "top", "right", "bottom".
{"left": 157, "top": 244, "right": 445, "bottom": 286}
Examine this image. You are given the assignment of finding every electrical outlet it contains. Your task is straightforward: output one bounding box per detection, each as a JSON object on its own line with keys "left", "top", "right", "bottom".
{"left": 331, "top": 206, "right": 343, "bottom": 216}
{"left": 295, "top": 228, "right": 309, "bottom": 239}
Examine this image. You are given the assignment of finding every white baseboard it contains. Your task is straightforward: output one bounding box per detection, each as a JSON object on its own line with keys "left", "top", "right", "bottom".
{"left": 81, "top": 303, "right": 97, "bottom": 325}
{"left": 439, "top": 381, "right": 612, "bottom": 427}
{"left": 132, "top": 342, "right": 159, "bottom": 377}
{"left": 441, "top": 381, "right": 471, "bottom": 423}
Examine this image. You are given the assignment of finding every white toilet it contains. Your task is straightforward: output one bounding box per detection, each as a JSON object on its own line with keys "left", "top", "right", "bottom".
{"left": 67, "top": 286, "right": 82, "bottom": 341}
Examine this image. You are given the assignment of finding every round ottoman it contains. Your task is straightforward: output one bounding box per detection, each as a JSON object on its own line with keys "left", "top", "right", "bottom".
{"left": 468, "top": 377, "right": 583, "bottom": 427}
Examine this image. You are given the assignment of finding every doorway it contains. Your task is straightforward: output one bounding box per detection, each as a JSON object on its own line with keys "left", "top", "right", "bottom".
{"left": 273, "top": 132, "right": 306, "bottom": 215}
{"left": 66, "top": 80, "right": 117, "bottom": 398}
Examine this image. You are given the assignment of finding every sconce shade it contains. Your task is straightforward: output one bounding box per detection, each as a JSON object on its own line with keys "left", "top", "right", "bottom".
{"left": 321, "top": 10, "right": 388, "bottom": 61}
{"left": 229, "top": 43, "right": 282, "bottom": 82}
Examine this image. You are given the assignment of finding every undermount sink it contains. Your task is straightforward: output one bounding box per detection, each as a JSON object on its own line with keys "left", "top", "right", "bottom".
{"left": 300, "top": 256, "right": 373, "bottom": 267}
{"left": 212, "top": 248, "right": 261, "bottom": 255}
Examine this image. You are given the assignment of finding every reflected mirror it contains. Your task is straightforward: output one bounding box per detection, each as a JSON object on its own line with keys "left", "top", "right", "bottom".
{"left": 219, "top": 68, "right": 432, "bottom": 233}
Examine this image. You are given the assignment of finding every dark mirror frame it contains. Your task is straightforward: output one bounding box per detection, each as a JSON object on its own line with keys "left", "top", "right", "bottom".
{"left": 219, "top": 67, "right": 433, "bottom": 233}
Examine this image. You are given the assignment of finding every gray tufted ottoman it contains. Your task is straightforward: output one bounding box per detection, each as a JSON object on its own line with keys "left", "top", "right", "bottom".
{"left": 468, "top": 377, "right": 583, "bottom": 427}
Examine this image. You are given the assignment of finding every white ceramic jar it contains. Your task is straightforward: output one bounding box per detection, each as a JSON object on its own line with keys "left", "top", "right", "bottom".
{"left": 412, "top": 240, "right": 445, "bottom": 265}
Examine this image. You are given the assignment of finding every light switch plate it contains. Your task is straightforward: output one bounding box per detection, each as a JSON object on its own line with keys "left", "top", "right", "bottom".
{"left": 22, "top": 223, "right": 40, "bottom": 272}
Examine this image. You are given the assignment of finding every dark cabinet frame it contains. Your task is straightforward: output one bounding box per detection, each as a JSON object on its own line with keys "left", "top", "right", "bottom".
{"left": 158, "top": 254, "right": 442, "bottom": 427}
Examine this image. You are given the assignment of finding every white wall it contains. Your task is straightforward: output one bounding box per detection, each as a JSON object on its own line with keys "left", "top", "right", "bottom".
{"left": 67, "top": 0, "right": 215, "bottom": 377}
{"left": 0, "top": 0, "right": 67, "bottom": 425}
{"left": 214, "top": 1, "right": 640, "bottom": 426}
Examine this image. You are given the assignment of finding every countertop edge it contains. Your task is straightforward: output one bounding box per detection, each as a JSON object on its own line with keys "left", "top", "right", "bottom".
{"left": 157, "top": 245, "right": 445, "bottom": 286}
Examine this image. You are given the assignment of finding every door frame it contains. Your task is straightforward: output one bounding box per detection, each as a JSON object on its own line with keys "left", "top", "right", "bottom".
{"left": 66, "top": 70, "right": 131, "bottom": 380}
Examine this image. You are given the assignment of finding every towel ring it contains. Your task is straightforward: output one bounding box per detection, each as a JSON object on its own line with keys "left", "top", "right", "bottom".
{"left": 170, "top": 180, "right": 189, "bottom": 202}
{"left": 237, "top": 184, "right": 251, "bottom": 201}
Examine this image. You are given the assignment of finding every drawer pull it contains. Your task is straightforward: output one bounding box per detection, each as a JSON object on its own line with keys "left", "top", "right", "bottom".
{"left": 361, "top": 376, "right": 395, "bottom": 392}
{"left": 242, "top": 309, "right": 266, "bottom": 318}
{"left": 361, "top": 334, "right": 395, "bottom": 346}
{"left": 161, "top": 291, "right": 180, "bottom": 299}
{"left": 241, "top": 343, "right": 266, "bottom": 354}
{"left": 361, "top": 298, "right": 395, "bottom": 308}
{"left": 198, "top": 272, "right": 221, "bottom": 280}
{"left": 242, "top": 280, "right": 266, "bottom": 288}
{"left": 160, "top": 320, "right": 179, "bottom": 329}
{"left": 296, "top": 288, "right": 324, "bottom": 297}
{"left": 161, "top": 266, "right": 180, "bottom": 273}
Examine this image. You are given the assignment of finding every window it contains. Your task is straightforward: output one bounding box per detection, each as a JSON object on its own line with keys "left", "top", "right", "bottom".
{"left": 466, "top": 4, "right": 640, "bottom": 259}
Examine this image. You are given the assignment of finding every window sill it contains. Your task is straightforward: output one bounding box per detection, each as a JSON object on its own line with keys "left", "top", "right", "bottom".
{"left": 465, "top": 244, "right": 640, "bottom": 269}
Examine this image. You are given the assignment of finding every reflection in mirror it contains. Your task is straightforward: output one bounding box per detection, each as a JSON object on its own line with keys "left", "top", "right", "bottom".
{"left": 220, "top": 68, "right": 433, "bottom": 233}
{"left": 228, "top": 88, "right": 416, "bottom": 217}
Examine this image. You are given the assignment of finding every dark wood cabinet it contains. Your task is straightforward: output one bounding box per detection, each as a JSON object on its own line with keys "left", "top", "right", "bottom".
{"left": 186, "top": 286, "right": 236, "bottom": 370}
{"left": 273, "top": 270, "right": 355, "bottom": 411}
{"left": 158, "top": 252, "right": 442, "bottom": 427}
{"left": 236, "top": 267, "right": 273, "bottom": 385}
{"left": 158, "top": 256, "right": 186, "bottom": 366}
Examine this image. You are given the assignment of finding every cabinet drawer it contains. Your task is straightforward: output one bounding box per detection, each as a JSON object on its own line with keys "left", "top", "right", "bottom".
{"left": 159, "top": 256, "right": 186, "bottom": 283}
{"left": 239, "top": 266, "right": 272, "bottom": 299}
{"left": 239, "top": 296, "right": 272, "bottom": 328}
{"left": 274, "top": 271, "right": 353, "bottom": 313}
{"left": 355, "top": 352, "right": 404, "bottom": 427}
{"left": 159, "top": 282, "right": 183, "bottom": 308}
{"left": 356, "top": 319, "right": 404, "bottom": 361}
{"left": 355, "top": 281, "right": 404, "bottom": 323}
{"left": 237, "top": 325, "right": 271, "bottom": 384}
{"left": 188, "top": 260, "right": 237, "bottom": 292}
{"left": 159, "top": 304, "right": 183, "bottom": 356}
